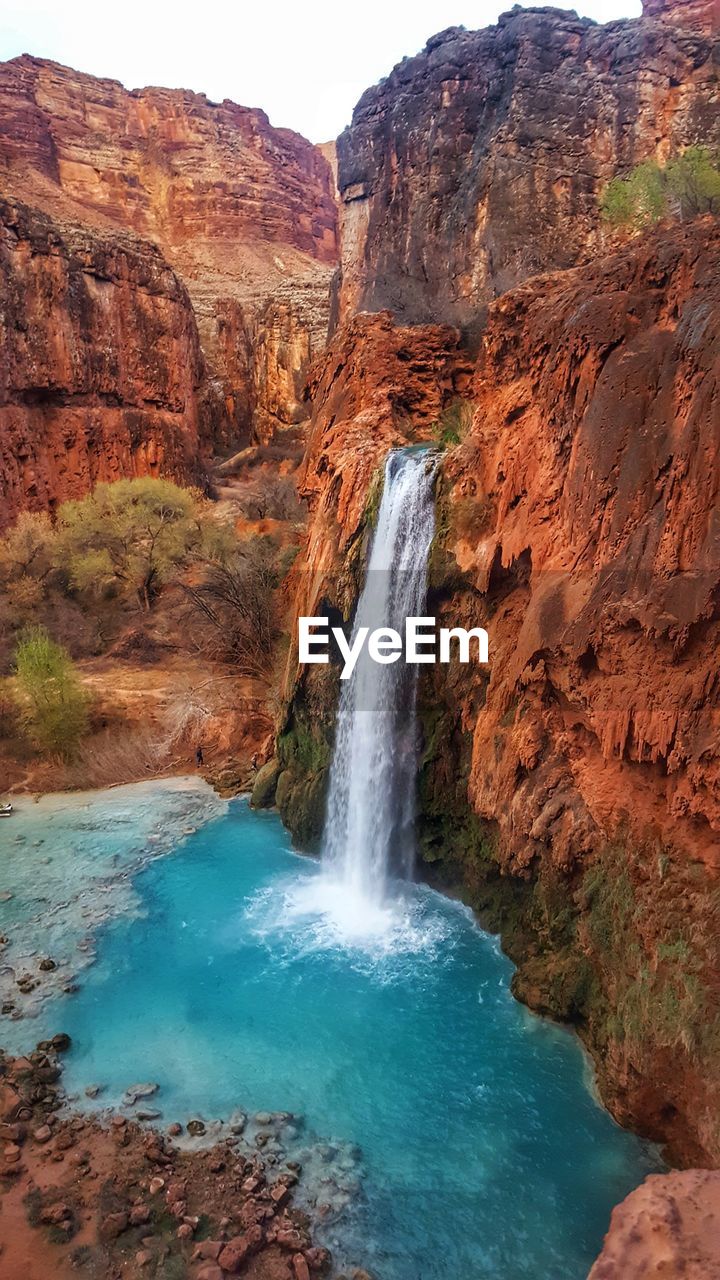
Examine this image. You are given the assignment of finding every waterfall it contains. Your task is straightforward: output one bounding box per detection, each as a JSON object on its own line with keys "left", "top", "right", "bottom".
{"left": 322, "top": 448, "right": 437, "bottom": 908}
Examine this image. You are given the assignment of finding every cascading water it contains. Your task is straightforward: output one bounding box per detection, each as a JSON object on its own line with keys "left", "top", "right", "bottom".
{"left": 322, "top": 448, "right": 437, "bottom": 908}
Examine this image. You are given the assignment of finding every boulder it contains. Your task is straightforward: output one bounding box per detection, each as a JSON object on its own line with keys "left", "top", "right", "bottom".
{"left": 250, "top": 759, "right": 281, "bottom": 809}
{"left": 193, "top": 1241, "right": 223, "bottom": 1262}
{"left": 123, "top": 1083, "right": 159, "bottom": 1107}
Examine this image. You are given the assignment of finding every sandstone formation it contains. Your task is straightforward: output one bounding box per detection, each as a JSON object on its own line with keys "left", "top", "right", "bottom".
{"left": 0, "top": 54, "right": 338, "bottom": 521}
{"left": 589, "top": 1170, "right": 720, "bottom": 1278}
{"left": 335, "top": 4, "right": 720, "bottom": 330}
{"left": 432, "top": 220, "right": 720, "bottom": 1167}
{"left": 643, "top": 0, "right": 720, "bottom": 35}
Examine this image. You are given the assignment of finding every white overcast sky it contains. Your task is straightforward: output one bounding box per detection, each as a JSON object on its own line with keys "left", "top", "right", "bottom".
{"left": 0, "top": 0, "right": 641, "bottom": 143}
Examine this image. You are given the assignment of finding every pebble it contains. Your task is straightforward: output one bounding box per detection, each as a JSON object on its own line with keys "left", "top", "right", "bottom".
{"left": 293, "top": 1255, "right": 311, "bottom": 1280}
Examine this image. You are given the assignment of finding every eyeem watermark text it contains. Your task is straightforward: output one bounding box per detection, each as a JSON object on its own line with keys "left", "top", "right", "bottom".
{"left": 299, "top": 617, "right": 489, "bottom": 680}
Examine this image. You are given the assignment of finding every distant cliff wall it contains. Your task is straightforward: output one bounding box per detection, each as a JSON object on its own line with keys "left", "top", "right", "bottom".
{"left": 0, "top": 53, "right": 339, "bottom": 519}
{"left": 0, "top": 198, "right": 208, "bottom": 526}
{"left": 335, "top": 4, "right": 719, "bottom": 331}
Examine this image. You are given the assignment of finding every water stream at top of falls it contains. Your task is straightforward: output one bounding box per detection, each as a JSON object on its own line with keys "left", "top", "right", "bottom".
{"left": 322, "top": 448, "right": 437, "bottom": 908}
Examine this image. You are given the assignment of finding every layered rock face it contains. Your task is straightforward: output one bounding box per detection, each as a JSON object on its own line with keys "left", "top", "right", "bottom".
{"left": 335, "top": 5, "right": 719, "bottom": 330}
{"left": 281, "top": 221, "right": 720, "bottom": 1166}
{"left": 643, "top": 0, "right": 720, "bottom": 34}
{"left": 0, "top": 198, "right": 206, "bottom": 525}
{"left": 0, "top": 54, "right": 338, "bottom": 520}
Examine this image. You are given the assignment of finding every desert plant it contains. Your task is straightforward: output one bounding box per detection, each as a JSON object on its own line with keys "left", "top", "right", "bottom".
{"left": 666, "top": 146, "right": 720, "bottom": 217}
{"left": 235, "top": 474, "right": 305, "bottom": 522}
{"left": 13, "top": 625, "right": 89, "bottom": 757}
{"left": 0, "top": 511, "right": 60, "bottom": 621}
{"left": 601, "top": 147, "right": 720, "bottom": 231}
{"left": 55, "top": 478, "right": 229, "bottom": 610}
{"left": 0, "top": 511, "right": 57, "bottom": 583}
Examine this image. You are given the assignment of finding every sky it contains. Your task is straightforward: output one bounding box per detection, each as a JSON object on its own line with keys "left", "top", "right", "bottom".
{"left": 0, "top": 0, "right": 641, "bottom": 142}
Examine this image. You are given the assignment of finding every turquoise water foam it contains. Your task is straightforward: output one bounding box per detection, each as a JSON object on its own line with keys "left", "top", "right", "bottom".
{"left": 1, "top": 786, "right": 659, "bottom": 1279}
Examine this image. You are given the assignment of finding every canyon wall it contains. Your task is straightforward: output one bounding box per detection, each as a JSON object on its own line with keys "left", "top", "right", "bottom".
{"left": 278, "top": 219, "right": 720, "bottom": 1167}
{"left": 0, "top": 54, "right": 338, "bottom": 522}
{"left": 277, "top": 2, "right": 720, "bottom": 1168}
{"left": 335, "top": 2, "right": 719, "bottom": 332}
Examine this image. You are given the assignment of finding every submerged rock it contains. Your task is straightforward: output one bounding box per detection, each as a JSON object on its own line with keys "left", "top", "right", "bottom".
{"left": 123, "top": 1082, "right": 159, "bottom": 1107}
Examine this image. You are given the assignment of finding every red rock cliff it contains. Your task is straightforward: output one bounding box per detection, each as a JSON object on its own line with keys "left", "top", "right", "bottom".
{"left": 589, "top": 1169, "right": 720, "bottom": 1278}
{"left": 0, "top": 54, "right": 338, "bottom": 521}
{"left": 335, "top": 6, "right": 719, "bottom": 329}
{"left": 0, "top": 198, "right": 207, "bottom": 525}
{"left": 282, "top": 220, "right": 720, "bottom": 1167}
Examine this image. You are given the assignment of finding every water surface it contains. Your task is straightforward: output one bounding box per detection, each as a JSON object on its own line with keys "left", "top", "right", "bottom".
{"left": 1, "top": 787, "right": 659, "bottom": 1280}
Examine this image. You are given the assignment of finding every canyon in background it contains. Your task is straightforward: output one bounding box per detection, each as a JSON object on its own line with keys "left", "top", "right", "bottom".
{"left": 1, "top": 0, "right": 719, "bottom": 1275}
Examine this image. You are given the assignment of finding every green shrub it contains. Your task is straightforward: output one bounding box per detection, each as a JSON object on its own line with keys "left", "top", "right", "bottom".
{"left": 601, "top": 160, "right": 666, "bottom": 230}
{"left": 0, "top": 511, "right": 58, "bottom": 621}
{"left": 13, "top": 625, "right": 89, "bottom": 758}
{"left": 601, "top": 147, "right": 720, "bottom": 231}
{"left": 56, "top": 477, "right": 230, "bottom": 610}
{"left": 666, "top": 146, "right": 720, "bottom": 217}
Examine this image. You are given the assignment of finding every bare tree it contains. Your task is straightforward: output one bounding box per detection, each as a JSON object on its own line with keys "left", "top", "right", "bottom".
{"left": 181, "top": 540, "right": 279, "bottom": 678}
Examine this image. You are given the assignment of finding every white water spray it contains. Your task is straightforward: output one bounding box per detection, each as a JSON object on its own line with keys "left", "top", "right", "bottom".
{"left": 322, "top": 449, "right": 437, "bottom": 909}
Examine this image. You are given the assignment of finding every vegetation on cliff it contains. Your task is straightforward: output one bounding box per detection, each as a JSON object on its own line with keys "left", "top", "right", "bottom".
{"left": 601, "top": 147, "right": 720, "bottom": 230}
